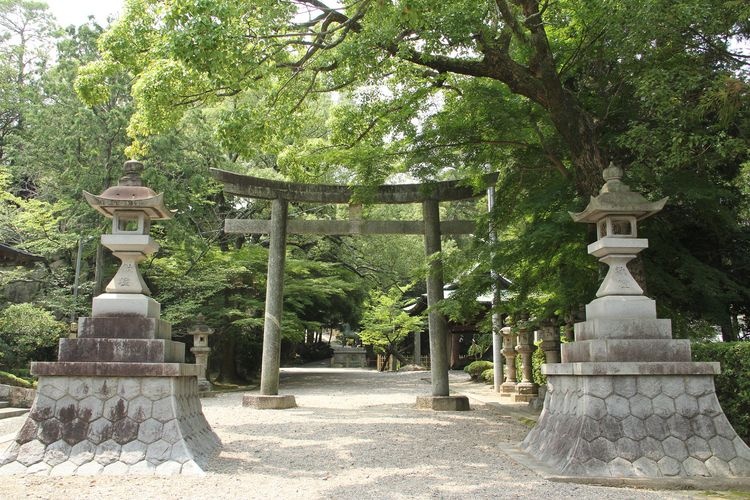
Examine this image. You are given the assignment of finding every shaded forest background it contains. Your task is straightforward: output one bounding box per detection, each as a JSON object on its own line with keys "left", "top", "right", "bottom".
{"left": 1, "top": 0, "right": 749, "bottom": 382}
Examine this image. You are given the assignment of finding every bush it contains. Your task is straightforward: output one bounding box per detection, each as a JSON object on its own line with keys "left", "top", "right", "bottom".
{"left": 692, "top": 342, "right": 750, "bottom": 444}
{"left": 464, "top": 360, "right": 493, "bottom": 381}
{"left": 0, "top": 370, "right": 34, "bottom": 388}
{"left": 298, "top": 341, "right": 334, "bottom": 362}
{"left": 533, "top": 344, "right": 546, "bottom": 386}
{"left": 481, "top": 368, "right": 494, "bottom": 385}
{"left": 0, "top": 303, "right": 66, "bottom": 370}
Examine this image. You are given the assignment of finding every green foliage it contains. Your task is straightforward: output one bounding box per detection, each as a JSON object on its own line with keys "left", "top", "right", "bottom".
{"left": 481, "top": 368, "right": 494, "bottom": 385}
{"left": 464, "top": 360, "right": 493, "bottom": 382}
{"left": 532, "top": 343, "right": 546, "bottom": 386}
{"left": 297, "top": 342, "right": 334, "bottom": 363}
{"left": 467, "top": 333, "right": 492, "bottom": 361}
{"left": 0, "top": 370, "right": 34, "bottom": 388}
{"left": 0, "top": 303, "right": 66, "bottom": 369}
{"left": 358, "top": 286, "right": 424, "bottom": 355}
{"left": 692, "top": 342, "right": 750, "bottom": 444}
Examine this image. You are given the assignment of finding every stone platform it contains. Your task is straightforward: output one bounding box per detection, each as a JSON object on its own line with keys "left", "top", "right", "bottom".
{"left": 523, "top": 362, "right": 750, "bottom": 477}
{"left": 415, "top": 395, "right": 470, "bottom": 411}
{"left": 242, "top": 394, "right": 297, "bottom": 410}
{"left": 0, "top": 369, "right": 220, "bottom": 475}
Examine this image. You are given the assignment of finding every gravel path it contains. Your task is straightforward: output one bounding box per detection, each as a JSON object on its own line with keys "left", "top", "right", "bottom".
{"left": 0, "top": 367, "right": 701, "bottom": 499}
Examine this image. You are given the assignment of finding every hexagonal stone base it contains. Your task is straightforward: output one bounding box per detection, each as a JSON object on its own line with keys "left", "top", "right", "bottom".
{"left": 522, "top": 369, "right": 750, "bottom": 478}
{"left": 0, "top": 374, "right": 220, "bottom": 475}
{"left": 415, "top": 395, "right": 470, "bottom": 411}
{"left": 242, "top": 394, "right": 297, "bottom": 409}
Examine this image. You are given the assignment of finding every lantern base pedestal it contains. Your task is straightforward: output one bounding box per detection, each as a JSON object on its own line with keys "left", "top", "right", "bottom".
{"left": 0, "top": 364, "right": 221, "bottom": 476}
{"left": 92, "top": 294, "right": 160, "bottom": 319}
{"left": 522, "top": 362, "right": 750, "bottom": 478}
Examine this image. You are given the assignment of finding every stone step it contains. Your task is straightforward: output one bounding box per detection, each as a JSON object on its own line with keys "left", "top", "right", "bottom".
{"left": 0, "top": 407, "right": 28, "bottom": 419}
{"left": 0, "top": 400, "right": 9, "bottom": 409}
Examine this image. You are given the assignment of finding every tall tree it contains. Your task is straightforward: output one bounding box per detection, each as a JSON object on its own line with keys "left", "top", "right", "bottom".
{"left": 75, "top": 0, "right": 750, "bottom": 338}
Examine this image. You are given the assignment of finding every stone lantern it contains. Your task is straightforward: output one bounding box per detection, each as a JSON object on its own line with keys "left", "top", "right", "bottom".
{"left": 521, "top": 163, "right": 750, "bottom": 479}
{"left": 188, "top": 314, "right": 214, "bottom": 392}
{"left": 513, "top": 315, "right": 537, "bottom": 402}
{"left": 0, "top": 160, "right": 221, "bottom": 476}
{"left": 569, "top": 162, "right": 667, "bottom": 307}
{"left": 539, "top": 320, "right": 560, "bottom": 364}
{"left": 499, "top": 325, "right": 517, "bottom": 397}
{"left": 83, "top": 160, "right": 172, "bottom": 316}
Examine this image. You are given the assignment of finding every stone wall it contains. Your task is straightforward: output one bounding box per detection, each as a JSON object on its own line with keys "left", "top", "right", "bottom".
{"left": 0, "top": 384, "right": 36, "bottom": 408}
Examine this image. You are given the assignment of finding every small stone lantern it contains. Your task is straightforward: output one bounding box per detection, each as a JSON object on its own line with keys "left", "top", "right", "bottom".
{"left": 513, "top": 315, "right": 537, "bottom": 402}
{"left": 84, "top": 160, "right": 172, "bottom": 317}
{"left": 570, "top": 163, "right": 667, "bottom": 303}
{"left": 499, "top": 325, "right": 517, "bottom": 396}
{"left": 188, "top": 315, "right": 214, "bottom": 392}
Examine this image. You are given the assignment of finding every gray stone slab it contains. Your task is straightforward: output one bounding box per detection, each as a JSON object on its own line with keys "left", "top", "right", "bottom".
{"left": 58, "top": 339, "right": 185, "bottom": 363}
{"left": 242, "top": 394, "right": 297, "bottom": 410}
{"left": 31, "top": 362, "right": 200, "bottom": 378}
{"left": 77, "top": 317, "right": 172, "bottom": 340}
{"left": 574, "top": 318, "right": 673, "bottom": 341}
{"left": 543, "top": 362, "right": 720, "bottom": 376}
{"left": 415, "top": 395, "right": 471, "bottom": 411}
{"left": 561, "top": 339, "right": 692, "bottom": 363}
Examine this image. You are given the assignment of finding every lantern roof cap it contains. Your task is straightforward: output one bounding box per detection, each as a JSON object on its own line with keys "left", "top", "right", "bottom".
{"left": 188, "top": 314, "right": 214, "bottom": 336}
{"left": 83, "top": 160, "right": 173, "bottom": 220}
{"left": 570, "top": 163, "right": 668, "bottom": 223}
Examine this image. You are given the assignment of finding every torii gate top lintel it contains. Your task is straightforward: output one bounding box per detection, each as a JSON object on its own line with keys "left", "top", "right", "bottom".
{"left": 210, "top": 168, "right": 498, "bottom": 204}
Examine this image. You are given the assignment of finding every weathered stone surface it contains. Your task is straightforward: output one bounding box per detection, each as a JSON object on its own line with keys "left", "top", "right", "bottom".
{"left": 522, "top": 371, "right": 750, "bottom": 478}
{"left": 78, "top": 317, "right": 171, "bottom": 340}
{"left": 58, "top": 338, "right": 185, "bottom": 364}
{"left": 0, "top": 374, "right": 220, "bottom": 476}
{"left": 414, "top": 395, "right": 470, "bottom": 411}
{"left": 242, "top": 394, "right": 298, "bottom": 410}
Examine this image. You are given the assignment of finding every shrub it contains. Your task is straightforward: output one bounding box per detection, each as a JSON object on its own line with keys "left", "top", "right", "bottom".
{"left": 298, "top": 341, "right": 334, "bottom": 362}
{"left": 692, "top": 342, "right": 750, "bottom": 444}
{"left": 0, "top": 370, "right": 34, "bottom": 388}
{"left": 481, "top": 368, "right": 494, "bottom": 385}
{"left": 464, "top": 360, "right": 493, "bottom": 381}
{"left": 532, "top": 344, "right": 546, "bottom": 386}
{"left": 0, "top": 303, "right": 66, "bottom": 370}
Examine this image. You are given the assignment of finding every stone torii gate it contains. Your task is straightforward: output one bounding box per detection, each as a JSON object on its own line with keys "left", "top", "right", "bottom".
{"left": 211, "top": 168, "right": 497, "bottom": 410}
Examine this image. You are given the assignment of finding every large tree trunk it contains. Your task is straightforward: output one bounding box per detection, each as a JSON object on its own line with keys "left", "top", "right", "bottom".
{"left": 217, "top": 332, "right": 240, "bottom": 382}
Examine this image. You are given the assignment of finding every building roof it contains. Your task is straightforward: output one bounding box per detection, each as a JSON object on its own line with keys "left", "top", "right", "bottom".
{"left": 0, "top": 243, "right": 44, "bottom": 265}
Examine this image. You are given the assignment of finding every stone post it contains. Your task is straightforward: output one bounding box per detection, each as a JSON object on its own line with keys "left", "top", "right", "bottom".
{"left": 513, "top": 317, "right": 538, "bottom": 402}
{"left": 246, "top": 197, "right": 297, "bottom": 409}
{"left": 540, "top": 320, "right": 561, "bottom": 364}
{"left": 416, "top": 198, "right": 469, "bottom": 411}
{"left": 492, "top": 318, "right": 503, "bottom": 392}
{"left": 500, "top": 325, "right": 517, "bottom": 397}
